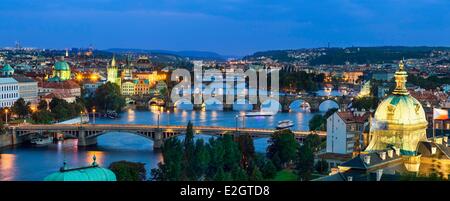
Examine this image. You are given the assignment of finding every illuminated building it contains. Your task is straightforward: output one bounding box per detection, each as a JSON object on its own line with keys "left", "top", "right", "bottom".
{"left": 49, "top": 61, "right": 71, "bottom": 82}
{"left": 317, "top": 60, "right": 450, "bottom": 181}
{"left": 365, "top": 60, "right": 427, "bottom": 156}
{"left": 342, "top": 71, "right": 363, "bottom": 84}
{"left": 356, "top": 81, "right": 371, "bottom": 98}
{"left": 121, "top": 80, "right": 135, "bottom": 96}
{"left": 107, "top": 55, "right": 121, "bottom": 86}
{"left": 121, "top": 56, "right": 133, "bottom": 80}
{"left": 134, "top": 79, "right": 150, "bottom": 96}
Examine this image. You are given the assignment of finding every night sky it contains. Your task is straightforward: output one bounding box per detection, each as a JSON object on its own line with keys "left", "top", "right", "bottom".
{"left": 0, "top": 0, "right": 449, "bottom": 55}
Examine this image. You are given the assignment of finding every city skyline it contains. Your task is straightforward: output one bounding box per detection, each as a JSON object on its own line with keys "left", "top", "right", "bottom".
{"left": 1, "top": 0, "right": 450, "bottom": 55}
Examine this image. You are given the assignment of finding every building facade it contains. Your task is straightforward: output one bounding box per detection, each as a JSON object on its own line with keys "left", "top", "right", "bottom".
{"left": 0, "top": 78, "right": 19, "bottom": 108}
{"left": 13, "top": 75, "right": 38, "bottom": 103}
{"left": 326, "top": 110, "right": 370, "bottom": 154}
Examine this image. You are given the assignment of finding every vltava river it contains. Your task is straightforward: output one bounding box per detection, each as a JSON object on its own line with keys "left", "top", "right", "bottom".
{"left": 0, "top": 109, "right": 321, "bottom": 181}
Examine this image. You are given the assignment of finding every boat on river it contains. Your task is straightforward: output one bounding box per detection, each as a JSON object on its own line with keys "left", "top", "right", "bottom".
{"left": 245, "top": 111, "right": 276, "bottom": 117}
{"left": 276, "top": 120, "right": 294, "bottom": 129}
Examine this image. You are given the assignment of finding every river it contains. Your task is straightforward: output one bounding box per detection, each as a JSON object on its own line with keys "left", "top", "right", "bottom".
{"left": 0, "top": 88, "right": 348, "bottom": 181}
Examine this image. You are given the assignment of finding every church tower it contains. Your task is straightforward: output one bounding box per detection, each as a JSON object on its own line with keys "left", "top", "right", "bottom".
{"left": 121, "top": 55, "right": 133, "bottom": 80}
{"left": 107, "top": 55, "right": 120, "bottom": 86}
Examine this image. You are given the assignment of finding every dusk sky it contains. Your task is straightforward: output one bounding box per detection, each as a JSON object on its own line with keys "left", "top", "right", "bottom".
{"left": 0, "top": 0, "right": 449, "bottom": 55}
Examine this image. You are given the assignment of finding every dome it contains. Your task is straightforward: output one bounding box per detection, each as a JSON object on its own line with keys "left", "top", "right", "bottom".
{"left": 1, "top": 64, "right": 14, "bottom": 72}
{"left": 54, "top": 61, "right": 70, "bottom": 71}
{"left": 44, "top": 156, "right": 117, "bottom": 181}
{"left": 365, "top": 60, "right": 428, "bottom": 156}
{"left": 44, "top": 166, "right": 117, "bottom": 181}
{"left": 374, "top": 95, "right": 427, "bottom": 126}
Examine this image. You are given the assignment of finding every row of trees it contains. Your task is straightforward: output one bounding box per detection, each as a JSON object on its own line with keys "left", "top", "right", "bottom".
{"left": 84, "top": 82, "right": 126, "bottom": 113}
{"left": 3, "top": 81, "right": 126, "bottom": 125}
{"left": 151, "top": 121, "right": 278, "bottom": 181}
{"left": 32, "top": 98, "right": 85, "bottom": 124}
{"left": 279, "top": 71, "right": 325, "bottom": 92}
{"left": 151, "top": 121, "right": 327, "bottom": 181}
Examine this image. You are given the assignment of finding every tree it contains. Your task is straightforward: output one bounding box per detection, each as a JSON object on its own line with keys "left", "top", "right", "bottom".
{"left": 308, "top": 114, "right": 325, "bottom": 131}
{"left": 297, "top": 144, "right": 314, "bottom": 181}
{"left": 222, "top": 135, "right": 241, "bottom": 171}
{"left": 352, "top": 96, "right": 379, "bottom": 111}
{"left": 192, "top": 139, "right": 210, "bottom": 180}
{"left": 152, "top": 138, "right": 184, "bottom": 181}
{"left": 214, "top": 167, "right": 232, "bottom": 181}
{"left": 237, "top": 134, "right": 255, "bottom": 168}
{"left": 261, "top": 160, "right": 277, "bottom": 179}
{"left": 37, "top": 100, "right": 48, "bottom": 111}
{"left": 94, "top": 82, "right": 126, "bottom": 113}
{"left": 11, "top": 98, "right": 30, "bottom": 118}
{"left": 207, "top": 138, "right": 225, "bottom": 179}
{"left": 109, "top": 161, "right": 146, "bottom": 181}
{"left": 249, "top": 166, "right": 263, "bottom": 181}
{"left": 32, "top": 110, "right": 53, "bottom": 124}
{"left": 231, "top": 166, "right": 248, "bottom": 181}
{"left": 183, "top": 121, "right": 196, "bottom": 180}
{"left": 315, "top": 159, "right": 329, "bottom": 175}
{"left": 267, "top": 129, "right": 299, "bottom": 168}
{"left": 303, "top": 134, "right": 322, "bottom": 153}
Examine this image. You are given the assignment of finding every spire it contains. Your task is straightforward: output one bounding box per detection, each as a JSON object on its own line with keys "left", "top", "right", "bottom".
{"left": 111, "top": 54, "right": 116, "bottom": 67}
{"left": 392, "top": 59, "right": 409, "bottom": 95}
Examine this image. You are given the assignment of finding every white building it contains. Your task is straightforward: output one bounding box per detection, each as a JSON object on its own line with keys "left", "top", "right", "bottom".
{"left": 0, "top": 78, "right": 19, "bottom": 108}
{"left": 13, "top": 75, "right": 38, "bottom": 103}
{"left": 326, "top": 110, "right": 370, "bottom": 154}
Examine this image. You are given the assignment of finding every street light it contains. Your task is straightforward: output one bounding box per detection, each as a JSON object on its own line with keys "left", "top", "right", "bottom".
{"left": 5, "top": 108, "right": 8, "bottom": 125}
{"left": 167, "top": 109, "right": 170, "bottom": 126}
{"left": 157, "top": 111, "right": 160, "bottom": 129}
{"left": 235, "top": 114, "right": 239, "bottom": 134}
{"left": 92, "top": 108, "right": 96, "bottom": 124}
{"left": 80, "top": 111, "right": 84, "bottom": 125}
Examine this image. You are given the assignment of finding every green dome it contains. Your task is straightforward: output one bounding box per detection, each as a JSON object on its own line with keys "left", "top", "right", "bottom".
{"left": 44, "top": 159, "right": 117, "bottom": 181}
{"left": 54, "top": 61, "right": 70, "bottom": 71}
{"left": 1, "top": 64, "right": 14, "bottom": 72}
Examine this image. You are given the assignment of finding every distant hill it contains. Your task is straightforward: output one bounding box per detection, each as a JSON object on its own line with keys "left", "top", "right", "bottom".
{"left": 244, "top": 46, "right": 450, "bottom": 65}
{"left": 106, "top": 48, "right": 228, "bottom": 61}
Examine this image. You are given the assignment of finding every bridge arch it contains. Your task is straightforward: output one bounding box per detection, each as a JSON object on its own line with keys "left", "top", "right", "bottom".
{"left": 148, "top": 97, "right": 165, "bottom": 106}
{"left": 288, "top": 99, "right": 311, "bottom": 112}
{"left": 261, "top": 99, "right": 281, "bottom": 112}
{"left": 202, "top": 98, "right": 223, "bottom": 111}
{"left": 174, "top": 98, "right": 193, "bottom": 110}
{"left": 318, "top": 99, "right": 339, "bottom": 112}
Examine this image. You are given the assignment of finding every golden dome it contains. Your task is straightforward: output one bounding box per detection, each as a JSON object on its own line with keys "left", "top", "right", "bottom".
{"left": 374, "top": 95, "right": 427, "bottom": 126}
{"left": 374, "top": 60, "right": 427, "bottom": 127}
{"left": 366, "top": 60, "right": 428, "bottom": 156}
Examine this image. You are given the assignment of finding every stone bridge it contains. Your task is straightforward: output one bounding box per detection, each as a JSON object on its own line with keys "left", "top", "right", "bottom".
{"left": 8, "top": 124, "right": 326, "bottom": 150}
{"left": 168, "top": 94, "right": 352, "bottom": 112}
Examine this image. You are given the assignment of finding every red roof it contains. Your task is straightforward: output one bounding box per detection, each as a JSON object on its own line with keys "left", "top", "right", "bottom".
{"left": 43, "top": 92, "right": 75, "bottom": 99}
{"left": 39, "top": 80, "right": 80, "bottom": 89}
{"left": 336, "top": 111, "right": 371, "bottom": 124}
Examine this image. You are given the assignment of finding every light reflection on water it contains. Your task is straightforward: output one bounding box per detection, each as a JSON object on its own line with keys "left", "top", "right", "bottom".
{"left": 1, "top": 109, "right": 321, "bottom": 181}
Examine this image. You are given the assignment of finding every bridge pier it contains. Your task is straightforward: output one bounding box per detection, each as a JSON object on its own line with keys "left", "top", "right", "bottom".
{"left": 153, "top": 131, "right": 164, "bottom": 150}
{"left": 78, "top": 130, "right": 98, "bottom": 146}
